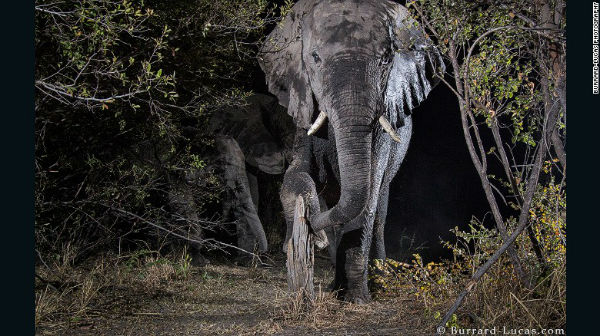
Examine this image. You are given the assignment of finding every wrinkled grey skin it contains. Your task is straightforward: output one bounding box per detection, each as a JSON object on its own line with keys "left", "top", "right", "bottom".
{"left": 259, "top": 0, "right": 443, "bottom": 302}
{"left": 209, "top": 94, "right": 293, "bottom": 253}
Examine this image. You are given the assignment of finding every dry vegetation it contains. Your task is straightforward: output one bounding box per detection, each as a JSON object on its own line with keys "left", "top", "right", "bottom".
{"left": 35, "top": 221, "right": 565, "bottom": 335}
{"left": 369, "top": 222, "right": 566, "bottom": 332}
{"left": 35, "top": 206, "right": 565, "bottom": 335}
{"left": 36, "top": 251, "right": 440, "bottom": 335}
{"left": 35, "top": 219, "right": 565, "bottom": 336}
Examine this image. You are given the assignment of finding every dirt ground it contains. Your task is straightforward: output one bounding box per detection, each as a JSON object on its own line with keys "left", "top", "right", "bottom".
{"left": 36, "top": 254, "right": 435, "bottom": 336}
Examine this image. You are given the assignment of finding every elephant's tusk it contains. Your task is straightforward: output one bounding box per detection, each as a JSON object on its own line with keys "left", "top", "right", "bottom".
{"left": 379, "top": 116, "right": 402, "bottom": 143}
{"left": 307, "top": 111, "right": 327, "bottom": 136}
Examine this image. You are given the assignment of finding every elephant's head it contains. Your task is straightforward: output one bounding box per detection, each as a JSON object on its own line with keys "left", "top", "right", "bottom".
{"left": 210, "top": 94, "right": 287, "bottom": 175}
{"left": 259, "top": 0, "right": 444, "bottom": 228}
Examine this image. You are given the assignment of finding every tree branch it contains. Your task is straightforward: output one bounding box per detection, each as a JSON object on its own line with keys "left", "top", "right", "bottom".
{"left": 448, "top": 40, "right": 528, "bottom": 286}
{"left": 438, "top": 76, "right": 561, "bottom": 329}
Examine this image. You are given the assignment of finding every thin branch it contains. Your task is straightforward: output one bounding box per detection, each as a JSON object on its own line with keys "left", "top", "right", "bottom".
{"left": 439, "top": 77, "right": 561, "bottom": 329}
{"left": 490, "top": 119, "right": 545, "bottom": 265}
{"left": 448, "top": 40, "right": 528, "bottom": 285}
{"left": 489, "top": 182, "right": 508, "bottom": 206}
{"left": 35, "top": 5, "right": 74, "bottom": 17}
{"left": 107, "top": 206, "right": 270, "bottom": 266}
{"left": 35, "top": 80, "right": 144, "bottom": 103}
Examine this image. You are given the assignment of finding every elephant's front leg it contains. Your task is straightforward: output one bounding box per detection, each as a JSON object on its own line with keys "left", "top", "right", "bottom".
{"left": 167, "top": 179, "right": 209, "bottom": 266}
{"left": 216, "top": 137, "right": 268, "bottom": 253}
{"left": 333, "top": 129, "right": 403, "bottom": 303}
{"left": 373, "top": 117, "right": 412, "bottom": 261}
{"left": 373, "top": 182, "right": 390, "bottom": 261}
{"left": 280, "top": 130, "right": 322, "bottom": 252}
{"left": 334, "top": 226, "right": 371, "bottom": 303}
{"left": 246, "top": 171, "right": 259, "bottom": 209}
{"left": 333, "top": 187, "right": 382, "bottom": 303}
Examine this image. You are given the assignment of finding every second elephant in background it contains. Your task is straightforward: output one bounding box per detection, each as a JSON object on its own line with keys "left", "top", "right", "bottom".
{"left": 209, "top": 94, "right": 295, "bottom": 254}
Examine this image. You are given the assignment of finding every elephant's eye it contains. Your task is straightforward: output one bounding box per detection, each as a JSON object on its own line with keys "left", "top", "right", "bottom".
{"left": 312, "top": 51, "right": 321, "bottom": 63}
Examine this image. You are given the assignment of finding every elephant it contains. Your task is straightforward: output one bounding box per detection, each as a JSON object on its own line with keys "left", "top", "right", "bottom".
{"left": 127, "top": 94, "right": 294, "bottom": 264}
{"left": 258, "top": 0, "right": 444, "bottom": 302}
{"left": 207, "top": 94, "right": 295, "bottom": 255}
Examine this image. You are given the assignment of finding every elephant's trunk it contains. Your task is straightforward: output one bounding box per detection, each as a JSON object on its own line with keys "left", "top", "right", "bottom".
{"left": 311, "top": 57, "right": 376, "bottom": 231}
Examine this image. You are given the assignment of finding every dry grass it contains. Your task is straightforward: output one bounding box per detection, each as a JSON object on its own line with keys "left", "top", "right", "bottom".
{"left": 272, "top": 285, "right": 340, "bottom": 323}
{"left": 35, "top": 247, "right": 193, "bottom": 330}
{"left": 266, "top": 259, "right": 432, "bottom": 335}
{"left": 461, "top": 261, "right": 566, "bottom": 329}
{"left": 35, "top": 244, "right": 565, "bottom": 335}
{"left": 35, "top": 251, "right": 435, "bottom": 335}
{"left": 35, "top": 258, "right": 109, "bottom": 327}
{"left": 370, "top": 254, "right": 566, "bottom": 332}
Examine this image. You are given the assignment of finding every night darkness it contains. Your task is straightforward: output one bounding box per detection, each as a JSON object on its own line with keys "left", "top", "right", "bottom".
{"left": 385, "top": 82, "right": 489, "bottom": 261}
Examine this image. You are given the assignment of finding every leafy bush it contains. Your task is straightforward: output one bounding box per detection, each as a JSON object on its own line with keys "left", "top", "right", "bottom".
{"left": 370, "top": 205, "right": 565, "bottom": 328}
{"left": 34, "top": 0, "right": 284, "bottom": 262}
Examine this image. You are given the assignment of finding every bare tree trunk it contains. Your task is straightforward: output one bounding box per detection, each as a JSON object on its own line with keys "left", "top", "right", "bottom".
{"left": 286, "top": 195, "right": 315, "bottom": 300}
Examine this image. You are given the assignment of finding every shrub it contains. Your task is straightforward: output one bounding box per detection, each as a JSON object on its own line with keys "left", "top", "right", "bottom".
{"left": 370, "top": 201, "right": 565, "bottom": 329}
{"left": 34, "top": 0, "right": 285, "bottom": 262}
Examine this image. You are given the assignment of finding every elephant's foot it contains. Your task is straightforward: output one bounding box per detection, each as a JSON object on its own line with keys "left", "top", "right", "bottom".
{"left": 343, "top": 291, "right": 371, "bottom": 304}
{"left": 338, "top": 282, "right": 371, "bottom": 304}
{"left": 336, "top": 246, "right": 371, "bottom": 304}
{"left": 331, "top": 282, "right": 370, "bottom": 304}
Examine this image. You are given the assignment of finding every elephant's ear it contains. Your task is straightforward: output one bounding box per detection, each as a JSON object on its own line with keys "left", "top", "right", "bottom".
{"left": 384, "top": 4, "right": 445, "bottom": 125}
{"left": 258, "top": 0, "right": 315, "bottom": 129}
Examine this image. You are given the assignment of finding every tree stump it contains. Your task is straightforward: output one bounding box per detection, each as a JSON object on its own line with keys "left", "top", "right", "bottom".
{"left": 286, "top": 195, "right": 315, "bottom": 300}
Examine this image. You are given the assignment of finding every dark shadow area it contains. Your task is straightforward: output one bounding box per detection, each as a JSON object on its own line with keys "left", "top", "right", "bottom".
{"left": 385, "top": 83, "right": 489, "bottom": 262}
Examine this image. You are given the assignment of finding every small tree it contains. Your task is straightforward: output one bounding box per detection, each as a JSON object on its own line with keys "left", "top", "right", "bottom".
{"left": 406, "top": 0, "right": 565, "bottom": 326}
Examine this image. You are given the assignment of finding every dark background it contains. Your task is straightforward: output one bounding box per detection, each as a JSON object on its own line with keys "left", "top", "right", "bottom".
{"left": 385, "top": 83, "right": 489, "bottom": 261}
